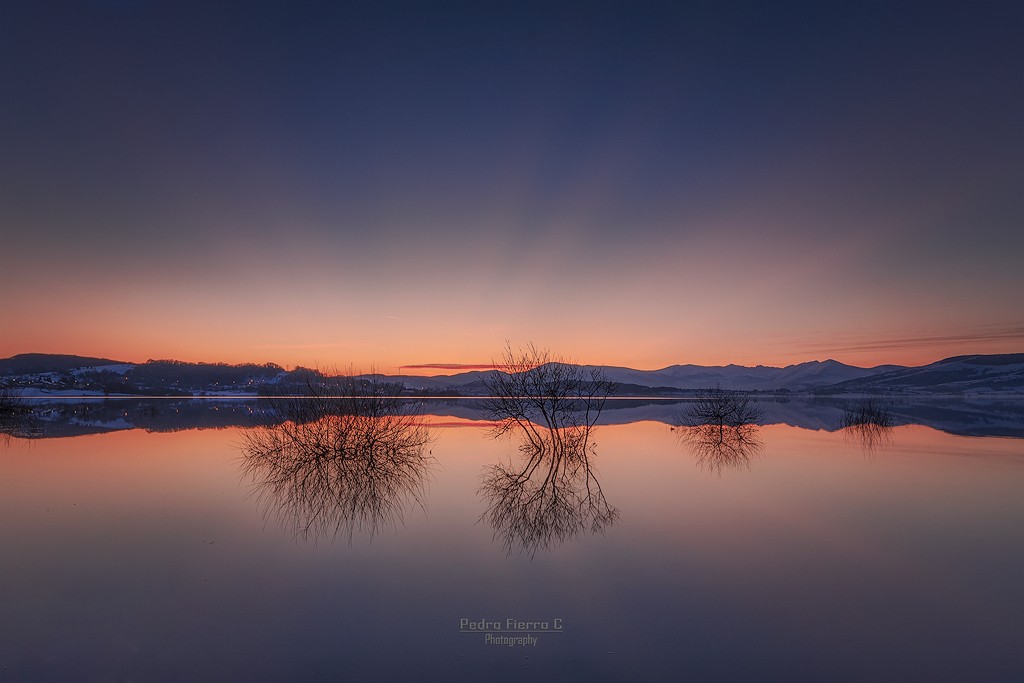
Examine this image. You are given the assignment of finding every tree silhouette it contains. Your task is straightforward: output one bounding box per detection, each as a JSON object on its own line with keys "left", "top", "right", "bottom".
{"left": 478, "top": 342, "right": 616, "bottom": 454}
{"left": 476, "top": 344, "right": 618, "bottom": 555}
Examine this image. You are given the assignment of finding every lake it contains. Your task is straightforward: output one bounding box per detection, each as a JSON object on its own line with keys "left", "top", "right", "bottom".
{"left": 1, "top": 397, "right": 1022, "bottom": 681}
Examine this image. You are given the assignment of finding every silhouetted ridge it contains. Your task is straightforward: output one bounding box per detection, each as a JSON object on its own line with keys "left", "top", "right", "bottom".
{"left": 0, "top": 353, "right": 127, "bottom": 375}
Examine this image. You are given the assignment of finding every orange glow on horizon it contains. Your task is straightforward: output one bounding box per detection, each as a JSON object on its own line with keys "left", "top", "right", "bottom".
{"left": 0, "top": 333, "right": 1020, "bottom": 374}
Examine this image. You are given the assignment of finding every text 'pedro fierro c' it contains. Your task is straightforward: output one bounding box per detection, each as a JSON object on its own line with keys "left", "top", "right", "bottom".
{"left": 459, "top": 618, "right": 564, "bottom": 647}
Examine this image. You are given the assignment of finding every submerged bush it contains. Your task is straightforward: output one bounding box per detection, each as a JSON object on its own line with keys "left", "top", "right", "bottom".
{"left": 678, "top": 385, "right": 764, "bottom": 429}
{"left": 839, "top": 399, "right": 894, "bottom": 428}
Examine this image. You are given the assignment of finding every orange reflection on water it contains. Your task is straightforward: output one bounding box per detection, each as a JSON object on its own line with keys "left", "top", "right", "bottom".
{"left": 0, "top": 429, "right": 244, "bottom": 529}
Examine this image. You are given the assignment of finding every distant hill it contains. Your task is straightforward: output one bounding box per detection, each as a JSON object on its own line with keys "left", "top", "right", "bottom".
{"left": 1, "top": 352, "right": 1021, "bottom": 396}
{"left": 591, "top": 359, "right": 906, "bottom": 391}
{"left": 826, "top": 354, "right": 1024, "bottom": 394}
{"left": 0, "top": 353, "right": 127, "bottom": 375}
{"left": 0, "top": 354, "right": 284, "bottom": 396}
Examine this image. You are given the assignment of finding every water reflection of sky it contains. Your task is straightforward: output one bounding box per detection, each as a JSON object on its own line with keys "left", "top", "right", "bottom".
{"left": 1, "top": 422, "right": 1021, "bottom": 681}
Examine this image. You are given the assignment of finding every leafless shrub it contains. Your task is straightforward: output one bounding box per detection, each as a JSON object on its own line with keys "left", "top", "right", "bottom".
{"left": 679, "top": 385, "right": 764, "bottom": 428}
{"left": 839, "top": 399, "right": 895, "bottom": 429}
{"left": 478, "top": 343, "right": 616, "bottom": 454}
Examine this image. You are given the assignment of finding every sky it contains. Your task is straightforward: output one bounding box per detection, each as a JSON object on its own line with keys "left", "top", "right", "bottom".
{"left": 1, "top": 0, "right": 1022, "bottom": 373}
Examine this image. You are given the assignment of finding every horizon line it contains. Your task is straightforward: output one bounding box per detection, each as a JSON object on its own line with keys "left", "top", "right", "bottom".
{"left": 3, "top": 350, "right": 1022, "bottom": 376}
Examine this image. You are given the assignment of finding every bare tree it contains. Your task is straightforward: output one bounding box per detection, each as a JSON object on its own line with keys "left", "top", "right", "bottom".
{"left": 679, "top": 385, "right": 764, "bottom": 430}
{"left": 478, "top": 343, "right": 616, "bottom": 455}
{"left": 476, "top": 344, "right": 619, "bottom": 555}
{"left": 238, "top": 371, "right": 435, "bottom": 545}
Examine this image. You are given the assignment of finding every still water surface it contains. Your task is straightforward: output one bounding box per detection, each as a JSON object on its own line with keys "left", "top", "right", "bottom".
{"left": 1, "top": 400, "right": 1021, "bottom": 681}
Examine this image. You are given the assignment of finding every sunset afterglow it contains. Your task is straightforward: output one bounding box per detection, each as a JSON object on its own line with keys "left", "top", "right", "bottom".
{"left": 1, "top": 2, "right": 1021, "bottom": 371}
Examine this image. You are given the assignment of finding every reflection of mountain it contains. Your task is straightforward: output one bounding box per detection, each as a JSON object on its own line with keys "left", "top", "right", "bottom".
{"left": 5, "top": 397, "right": 1024, "bottom": 439}
{"left": 8, "top": 398, "right": 267, "bottom": 438}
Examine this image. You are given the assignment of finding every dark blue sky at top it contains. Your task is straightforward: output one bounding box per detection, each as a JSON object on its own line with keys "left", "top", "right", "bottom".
{"left": 1, "top": 0, "right": 1022, "bottom": 367}
{"left": 4, "top": 0, "right": 1020, "bottom": 246}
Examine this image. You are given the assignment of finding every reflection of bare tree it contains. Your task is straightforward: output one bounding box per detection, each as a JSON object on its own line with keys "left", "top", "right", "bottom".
{"left": 0, "top": 387, "right": 38, "bottom": 441}
{"left": 675, "top": 422, "right": 764, "bottom": 473}
{"left": 480, "top": 437, "right": 618, "bottom": 557}
{"left": 238, "top": 375, "right": 435, "bottom": 545}
{"left": 477, "top": 344, "right": 618, "bottom": 556}
{"left": 675, "top": 387, "right": 765, "bottom": 473}
{"left": 0, "top": 386, "right": 27, "bottom": 414}
{"left": 842, "top": 422, "right": 894, "bottom": 455}
{"left": 839, "top": 399, "right": 895, "bottom": 456}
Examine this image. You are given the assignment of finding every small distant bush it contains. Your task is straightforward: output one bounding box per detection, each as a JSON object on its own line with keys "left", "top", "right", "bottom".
{"left": 839, "top": 399, "right": 894, "bottom": 428}
{"left": 679, "top": 386, "right": 764, "bottom": 428}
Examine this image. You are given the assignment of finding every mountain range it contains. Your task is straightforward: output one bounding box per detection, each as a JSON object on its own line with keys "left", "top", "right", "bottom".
{"left": 1, "top": 352, "right": 1022, "bottom": 396}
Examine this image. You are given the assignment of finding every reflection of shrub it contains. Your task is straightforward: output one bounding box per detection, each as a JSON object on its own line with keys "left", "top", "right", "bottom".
{"left": 0, "top": 386, "right": 37, "bottom": 440}
{"left": 839, "top": 399, "right": 894, "bottom": 428}
{"left": 675, "top": 387, "right": 764, "bottom": 473}
{"left": 239, "top": 373, "right": 435, "bottom": 544}
{"left": 676, "top": 422, "right": 763, "bottom": 474}
{"left": 0, "top": 386, "right": 30, "bottom": 416}
{"left": 480, "top": 441, "right": 618, "bottom": 557}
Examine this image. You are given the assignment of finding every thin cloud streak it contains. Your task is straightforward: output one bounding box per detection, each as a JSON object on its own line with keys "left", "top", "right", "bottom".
{"left": 249, "top": 343, "right": 354, "bottom": 350}
{"left": 401, "top": 364, "right": 503, "bottom": 372}
{"left": 774, "top": 325, "right": 1024, "bottom": 358}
